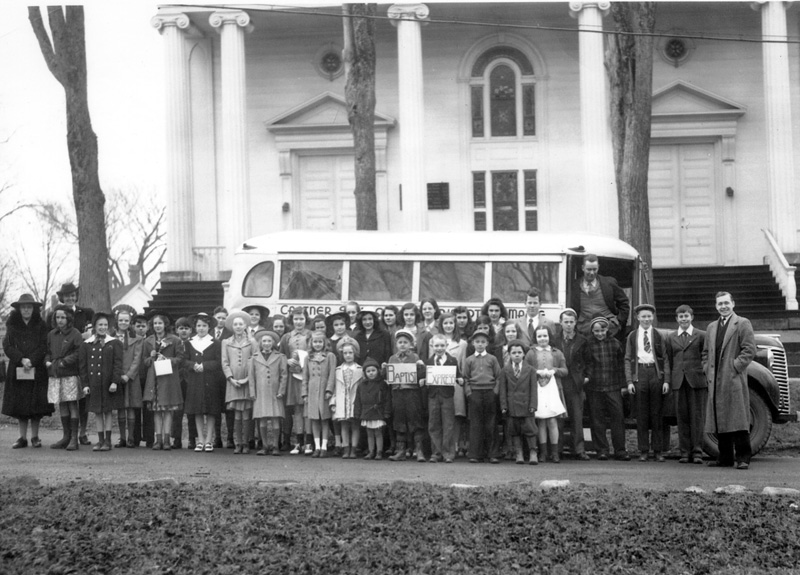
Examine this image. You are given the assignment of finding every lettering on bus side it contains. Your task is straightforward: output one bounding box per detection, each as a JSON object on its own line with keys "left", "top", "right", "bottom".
{"left": 280, "top": 305, "right": 344, "bottom": 316}
{"left": 275, "top": 304, "right": 532, "bottom": 320}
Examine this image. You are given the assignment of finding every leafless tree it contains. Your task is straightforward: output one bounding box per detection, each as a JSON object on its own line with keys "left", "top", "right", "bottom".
{"left": 8, "top": 217, "right": 71, "bottom": 307}
{"left": 343, "top": 3, "right": 378, "bottom": 230}
{"left": 28, "top": 6, "right": 111, "bottom": 312}
{"left": 606, "top": 2, "right": 657, "bottom": 270}
{"left": 32, "top": 186, "right": 166, "bottom": 293}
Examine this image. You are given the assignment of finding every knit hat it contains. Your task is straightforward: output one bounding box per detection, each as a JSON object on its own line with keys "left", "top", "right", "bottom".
{"left": 589, "top": 316, "right": 610, "bottom": 329}
{"left": 363, "top": 357, "right": 381, "bottom": 376}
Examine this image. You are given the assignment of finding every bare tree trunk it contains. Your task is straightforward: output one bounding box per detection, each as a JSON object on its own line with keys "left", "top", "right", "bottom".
{"left": 343, "top": 4, "right": 378, "bottom": 230}
{"left": 606, "top": 2, "right": 656, "bottom": 269}
{"left": 28, "top": 6, "right": 111, "bottom": 312}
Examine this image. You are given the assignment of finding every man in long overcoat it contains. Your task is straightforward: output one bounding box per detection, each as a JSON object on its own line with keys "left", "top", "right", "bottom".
{"left": 702, "top": 292, "right": 755, "bottom": 469}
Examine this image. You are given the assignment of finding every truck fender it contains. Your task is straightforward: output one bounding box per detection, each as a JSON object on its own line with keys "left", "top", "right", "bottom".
{"left": 746, "top": 361, "right": 780, "bottom": 416}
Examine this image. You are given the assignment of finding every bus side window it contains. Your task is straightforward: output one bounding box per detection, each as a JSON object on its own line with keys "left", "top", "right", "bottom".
{"left": 350, "top": 261, "right": 412, "bottom": 301}
{"left": 420, "top": 261, "right": 484, "bottom": 303}
{"left": 492, "top": 262, "right": 558, "bottom": 304}
{"left": 242, "top": 262, "right": 275, "bottom": 298}
{"left": 280, "top": 260, "right": 342, "bottom": 300}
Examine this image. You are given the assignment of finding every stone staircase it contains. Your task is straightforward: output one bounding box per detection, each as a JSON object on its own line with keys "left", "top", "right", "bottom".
{"left": 143, "top": 281, "right": 225, "bottom": 322}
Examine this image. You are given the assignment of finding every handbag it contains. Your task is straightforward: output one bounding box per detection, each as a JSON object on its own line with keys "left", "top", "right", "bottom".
{"left": 154, "top": 358, "right": 173, "bottom": 376}
{"left": 16, "top": 367, "right": 35, "bottom": 380}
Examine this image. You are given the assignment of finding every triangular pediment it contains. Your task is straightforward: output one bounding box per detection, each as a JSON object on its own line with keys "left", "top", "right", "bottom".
{"left": 266, "top": 92, "right": 395, "bottom": 133}
{"left": 652, "top": 80, "right": 745, "bottom": 119}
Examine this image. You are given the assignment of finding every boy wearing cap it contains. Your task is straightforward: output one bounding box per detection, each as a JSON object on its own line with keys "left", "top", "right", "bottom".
{"left": 387, "top": 329, "right": 427, "bottom": 462}
{"left": 624, "top": 304, "right": 670, "bottom": 462}
{"left": 585, "top": 316, "right": 629, "bottom": 461}
{"left": 463, "top": 330, "right": 503, "bottom": 463}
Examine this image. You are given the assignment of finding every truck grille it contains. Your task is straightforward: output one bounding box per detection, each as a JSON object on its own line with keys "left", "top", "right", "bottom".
{"left": 767, "top": 346, "right": 790, "bottom": 414}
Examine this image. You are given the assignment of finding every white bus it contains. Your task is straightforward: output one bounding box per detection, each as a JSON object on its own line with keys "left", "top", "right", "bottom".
{"left": 225, "top": 230, "right": 651, "bottom": 325}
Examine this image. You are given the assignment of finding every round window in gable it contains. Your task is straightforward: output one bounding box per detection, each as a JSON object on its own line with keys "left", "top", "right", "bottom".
{"left": 314, "top": 44, "right": 344, "bottom": 81}
{"left": 659, "top": 36, "right": 694, "bottom": 68}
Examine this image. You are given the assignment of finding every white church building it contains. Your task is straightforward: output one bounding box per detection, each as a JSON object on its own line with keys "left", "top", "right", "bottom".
{"left": 150, "top": 2, "right": 800, "bottom": 290}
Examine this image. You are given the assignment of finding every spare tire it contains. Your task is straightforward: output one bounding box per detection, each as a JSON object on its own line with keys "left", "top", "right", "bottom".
{"left": 702, "top": 391, "right": 772, "bottom": 458}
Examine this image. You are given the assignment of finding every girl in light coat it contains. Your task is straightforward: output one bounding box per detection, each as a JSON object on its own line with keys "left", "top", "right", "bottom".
{"left": 250, "top": 330, "right": 287, "bottom": 456}
{"left": 222, "top": 310, "right": 256, "bottom": 454}
{"left": 301, "top": 331, "right": 336, "bottom": 458}
{"left": 331, "top": 340, "right": 364, "bottom": 459}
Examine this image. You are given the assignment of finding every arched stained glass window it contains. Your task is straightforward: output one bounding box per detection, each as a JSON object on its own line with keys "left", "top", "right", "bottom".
{"left": 470, "top": 47, "right": 536, "bottom": 139}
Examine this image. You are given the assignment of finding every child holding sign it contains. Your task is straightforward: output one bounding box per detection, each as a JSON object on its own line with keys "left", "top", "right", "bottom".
{"left": 354, "top": 358, "right": 391, "bottom": 460}
{"left": 499, "top": 339, "right": 538, "bottom": 464}
{"left": 387, "top": 329, "right": 426, "bottom": 462}
{"left": 422, "top": 334, "right": 462, "bottom": 463}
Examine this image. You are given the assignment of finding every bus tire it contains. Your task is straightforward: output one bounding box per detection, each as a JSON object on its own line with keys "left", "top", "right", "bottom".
{"left": 702, "top": 392, "right": 773, "bottom": 459}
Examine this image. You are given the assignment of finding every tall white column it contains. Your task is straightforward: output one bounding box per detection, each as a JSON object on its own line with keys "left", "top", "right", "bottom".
{"left": 389, "top": 4, "right": 429, "bottom": 231}
{"left": 570, "top": 2, "right": 617, "bottom": 237}
{"left": 152, "top": 12, "right": 195, "bottom": 273}
{"left": 757, "top": 1, "right": 797, "bottom": 252}
{"left": 210, "top": 10, "right": 253, "bottom": 256}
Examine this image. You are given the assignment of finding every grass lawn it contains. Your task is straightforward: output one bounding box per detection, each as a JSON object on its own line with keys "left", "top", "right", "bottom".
{"left": 2, "top": 482, "right": 799, "bottom": 574}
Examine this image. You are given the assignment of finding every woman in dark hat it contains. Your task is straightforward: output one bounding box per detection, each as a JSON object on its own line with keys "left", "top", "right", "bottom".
{"left": 79, "top": 312, "right": 124, "bottom": 452}
{"left": 2, "top": 294, "right": 52, "bottom": 448}
{"left": 45, "top": 304, "right": 84, "bottom": 450}
{"left": 142, "top": 311, "right": 184, "bottom": 450}
{"left": 181, "top": 313, "right": 225, "bottom": 452}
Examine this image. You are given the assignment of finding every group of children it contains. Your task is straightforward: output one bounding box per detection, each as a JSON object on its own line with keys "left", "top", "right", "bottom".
{"left": 7, "top": 288, "right": 711, "bottom": 466}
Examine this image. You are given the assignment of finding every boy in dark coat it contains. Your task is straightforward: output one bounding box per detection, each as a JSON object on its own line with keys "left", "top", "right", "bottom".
{"left": 499, "top": 339, "right": 538, "bottom": 464}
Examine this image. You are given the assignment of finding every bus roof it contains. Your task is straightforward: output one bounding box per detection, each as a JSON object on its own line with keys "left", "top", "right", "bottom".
{"left": 238, "top": 231, "right": 640, "bottom": 260}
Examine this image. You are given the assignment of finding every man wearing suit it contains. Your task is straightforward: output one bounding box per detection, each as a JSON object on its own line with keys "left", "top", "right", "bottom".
{"left": 551, "top": 308, "right": 591, "bottom": 460}
{"left": 569, "top": 254, "right": 630, "bottom": 341}
{"left": 665, "top": 304, "right": 707, "bottom": 464}
{"left": 703, "top": 292, "right": 756, "bottom": 469}
{"left": 516, "top": 287, "right": 560, "bottom": 347}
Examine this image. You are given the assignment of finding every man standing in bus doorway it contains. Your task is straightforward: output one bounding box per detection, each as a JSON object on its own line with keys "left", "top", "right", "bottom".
{"left": 703, "top": 292, "right": 756, "bottom": 469}
{"left": 569, "top": 254, "right": 630, "bottom": 342}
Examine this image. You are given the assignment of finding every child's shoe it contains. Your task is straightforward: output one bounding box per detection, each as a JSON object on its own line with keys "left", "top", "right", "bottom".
{"left": 342, "top": 446, "right": 350, "bottom": 459}
{"left": 529, "top": 450, "right": 538, "bottom": 465}
{"left": 311, "top": 449, "right": 321, "bottom": 458}
{"left": 513, "top": 437, "right": 525, "bottom": 465}
{"left": 234, "top": 444, "right": 243, "bottom": 455}
{"left": 389, "top": 442, "right": 407, "bottom": 461}
{"left": 304, "top": 444, "right": 314, "bottom": 455}
{"left": 290, "top": 444, "right": 301, "bottom": 455}
{"left": 538, "top": 443, "right": 548, "bottom": 463}
{"left": 364, "top": 450, "right": 375, "bottom": 460}
{"left": 374, "top": 451, "right": 383, "bottom": 461}
{"left": 348, "top": 448, "right": 357, "bottom": 459}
